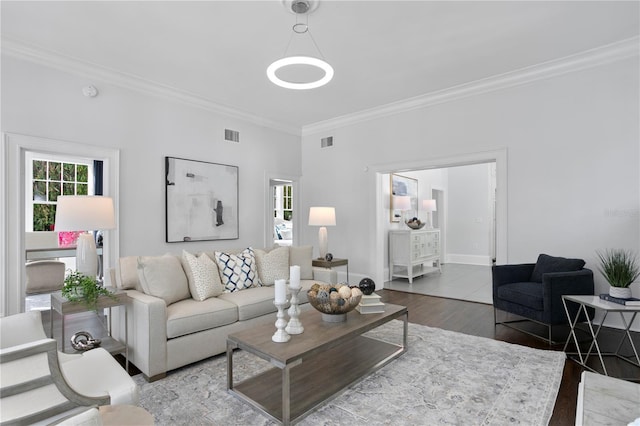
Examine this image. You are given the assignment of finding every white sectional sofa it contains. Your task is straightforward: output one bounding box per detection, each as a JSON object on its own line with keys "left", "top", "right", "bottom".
{"left": 111, "top": 245, "right": 335, "bottom": 381}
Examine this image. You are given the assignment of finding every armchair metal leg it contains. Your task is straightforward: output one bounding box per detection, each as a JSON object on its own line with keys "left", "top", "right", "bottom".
{"left": 494, "top": 308, "right": 559, "bottom": 345}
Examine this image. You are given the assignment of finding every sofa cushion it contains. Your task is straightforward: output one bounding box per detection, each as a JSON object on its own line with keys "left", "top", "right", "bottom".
{"left": 137, "top": 255, "right": 190, "bottom": 305}
{"left": 497, "top": 282, "right": 544, "bottom": 311}
{"left": 166, "top": 297, "right": 239, "bottom": 339}
{"left": 254, "top": 246, "right": 289, "bottom": 286}
{"left": 217, "top": 286, "right": 279, "bottom": 321}
{"left": 289, "top": 245, "right": 313, "bottom": 279}
{"left": 117, "top": 256, "right": 142, "bottom": 291}
{"left": 530, "top": 254, "right": 585, "bottom": 283}
{"left": 181, "top": 250, "right": 224, "bottom": 301}
{"left": 214, "top": 248, "right": 261, "bottom": 292}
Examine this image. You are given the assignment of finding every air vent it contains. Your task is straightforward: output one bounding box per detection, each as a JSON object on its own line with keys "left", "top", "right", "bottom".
{"left": 225, "top": 129, "right": 240, "bottom": 143}
{"left": 321, "top": 136, "right": 333, "bottom": 148}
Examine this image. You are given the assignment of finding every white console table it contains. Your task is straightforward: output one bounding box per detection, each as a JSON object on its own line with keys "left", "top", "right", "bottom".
{"left": 389, "top": 229, "right": 441, "bottom": 283}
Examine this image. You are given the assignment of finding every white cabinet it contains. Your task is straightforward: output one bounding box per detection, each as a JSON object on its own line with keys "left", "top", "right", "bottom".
{"left": 389, "top": 229, "right": 441, "bottom": 283}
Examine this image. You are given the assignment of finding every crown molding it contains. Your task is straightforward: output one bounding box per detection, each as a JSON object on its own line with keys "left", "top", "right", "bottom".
{"left": 1, "top": 37, "right": 301, "bottom": 136}
{"left": 302, "top": 36, "right": 640, "bottom": 136}
{"left": 3, "top": 35, "right": 637, "bottom": 138}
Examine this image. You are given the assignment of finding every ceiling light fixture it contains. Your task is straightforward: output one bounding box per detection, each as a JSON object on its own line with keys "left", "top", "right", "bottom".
{"left": 267, "top": 0, "right": 333, "bottom": 90}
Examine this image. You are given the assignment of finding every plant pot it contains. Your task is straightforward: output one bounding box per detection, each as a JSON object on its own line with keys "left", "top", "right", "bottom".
{"left": 609, "top": 286, "right": 632, "bottom": 299}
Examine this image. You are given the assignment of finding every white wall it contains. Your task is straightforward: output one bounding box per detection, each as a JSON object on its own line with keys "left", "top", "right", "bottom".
{"left": 1, "top": 55, "right": 301, "bottom": 314}
{"left": 301, "top": 57, "right": 640, "bottom": 331}
{"left": 446, "top": 163, "right": 493, "bottom": 265}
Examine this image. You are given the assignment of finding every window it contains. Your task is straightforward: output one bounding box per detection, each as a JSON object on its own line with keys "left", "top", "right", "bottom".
{"left": 27, "top": 153, "right": 94, "bottom": 231}
{"left": 273, "top": 184, "right": 293, "bottom": 221}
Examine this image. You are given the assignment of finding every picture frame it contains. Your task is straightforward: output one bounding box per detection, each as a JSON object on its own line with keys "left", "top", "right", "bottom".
{"left": 390, "top": 173, "right": 418, "bottom": 222}
{"left": 165, "top": 157, "right": 239, "bottom": 242}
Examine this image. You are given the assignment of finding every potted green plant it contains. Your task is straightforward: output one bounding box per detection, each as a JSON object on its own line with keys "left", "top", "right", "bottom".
{"left": 62, "top": 270, "right": 116, "bottom": 311}
{"left": 596, "top": 249, "right": 640, "bottom": 299}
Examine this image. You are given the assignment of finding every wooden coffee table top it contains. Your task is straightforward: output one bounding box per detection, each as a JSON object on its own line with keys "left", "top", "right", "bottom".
{"left": 228, "top": 303, "right": 407, "bottom": 365}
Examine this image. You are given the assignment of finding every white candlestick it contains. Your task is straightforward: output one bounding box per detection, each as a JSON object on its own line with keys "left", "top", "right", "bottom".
{"left": 275, "top": 279, "right": 287, "bottom": 303}
{"left": 290, "top": 265, "right": 300, "bottom": 288}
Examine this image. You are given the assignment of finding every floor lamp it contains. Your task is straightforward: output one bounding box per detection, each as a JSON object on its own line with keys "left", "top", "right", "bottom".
{"left": 54, "top": 196, "right": 116, "bottom": 279}
{"left": 308, "top": 207, "right": 336, "bottom": 259}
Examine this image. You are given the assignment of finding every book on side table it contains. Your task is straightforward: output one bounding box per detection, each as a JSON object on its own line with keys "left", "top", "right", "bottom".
{"left": 599, "top": 293, "right": 640, "bottom": 306}
{"left": 356, "top": 293, "right": 386, "bottom": 314}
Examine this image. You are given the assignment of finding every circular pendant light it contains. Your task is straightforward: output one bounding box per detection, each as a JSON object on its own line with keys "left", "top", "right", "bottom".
{"left": 267, "top": 56, "right": 334, "bottom": 90}
{"left": 268, "top": 0, "right": 333, "bottom": 90}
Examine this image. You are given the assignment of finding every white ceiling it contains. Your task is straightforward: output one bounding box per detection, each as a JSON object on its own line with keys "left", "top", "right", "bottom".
{"left": 2, "top": 1, "right": 639, "bottom": 132}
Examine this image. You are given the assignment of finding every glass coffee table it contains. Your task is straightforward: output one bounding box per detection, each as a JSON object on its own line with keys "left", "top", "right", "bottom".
{"left": 227, "top": 303, "right": 408, "bottom": 425}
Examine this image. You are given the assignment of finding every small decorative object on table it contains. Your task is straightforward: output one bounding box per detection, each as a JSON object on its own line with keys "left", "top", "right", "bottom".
{"left": 597, "top": 249, "right": 640, "bottom": 300}
{"left": 358, "top": 278, "right": 376, "bottom": 296}
{"left": 70, "top": 331, "right": 101, "bottom": 351}
{"left": 286, "top": 266, "right": 304, "bottom": 334}
{"left": 405, "top": 217, "right": 425, "bottom": 230}
{"left": 325, "top": 253, "right": 333, "bottom": 261}
{"left": 272, "top": 279, "right": 290, "bottom": 343}
{"left": 58, "top": 231, "right": 82, "bottom": 248}
{"left": 307, "top": 283, "right": 362, "bottom": 322}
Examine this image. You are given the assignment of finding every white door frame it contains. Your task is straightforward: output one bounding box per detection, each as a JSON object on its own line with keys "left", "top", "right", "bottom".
{"left": 369, "top": 149, "right": 508, "bottom": 288}
{"left": 264, "top": 172, "right": 300, "bottom": 248}
{"left": 1, "top": 133, "right": 120, "bottom": 316}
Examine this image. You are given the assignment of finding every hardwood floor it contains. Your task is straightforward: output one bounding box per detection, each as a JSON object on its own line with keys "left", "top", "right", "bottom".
{"left": 378, "top": 289, "right": 640, "bottom": 426}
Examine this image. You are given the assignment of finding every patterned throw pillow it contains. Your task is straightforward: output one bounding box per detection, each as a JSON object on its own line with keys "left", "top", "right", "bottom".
{"left": 181, "top": 250, "right": 224, "bottom": 301}
{"left": 214, "top": 247, "right": 261, "bottom": 292}
{"left": 254, "top": 246, "right": 290, "bottom": 286}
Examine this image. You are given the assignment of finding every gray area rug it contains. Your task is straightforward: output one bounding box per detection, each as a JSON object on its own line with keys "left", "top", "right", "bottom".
{"left": 134, "top": 321, "right": 565, "bottom": 425}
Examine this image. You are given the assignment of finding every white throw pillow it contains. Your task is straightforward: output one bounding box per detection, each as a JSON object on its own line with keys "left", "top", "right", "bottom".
{"left": 289, "top": 245, "right": 313, "bottom": 279}
{"left": 254, "top": 246, "right": 290, "bottom": 286}
{"left": 181, "top": 250, "right": 224, "bottom": 301}
{"left": 137, "top": 255, "right": 190, "bottom": 305}
{"left": 214, "top": 247, "right": 261, "bottom": 292}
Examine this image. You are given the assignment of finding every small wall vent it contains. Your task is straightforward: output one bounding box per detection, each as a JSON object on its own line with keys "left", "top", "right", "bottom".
{"left": 225, "top": 129, "right": 240, "bottom": 143}
{"left": 321, "top": 136, "right": 333, "bottom": 148}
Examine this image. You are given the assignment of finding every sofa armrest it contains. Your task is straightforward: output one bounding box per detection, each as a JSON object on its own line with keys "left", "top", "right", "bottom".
{"left": 112, "top": 289, "right": 168, "bottom": 380}
{"left": 312, "top": 267, "right": 337, "bottom": 284}
{"left": 543, "top": 269, "right": 595, "bottom": 324}
{"left": 492, "top": 264, "right": 535, "bottom": 289}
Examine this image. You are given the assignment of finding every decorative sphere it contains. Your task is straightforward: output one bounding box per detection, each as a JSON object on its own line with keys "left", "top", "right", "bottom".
{"left": 359, "top": 278, "right": 376, "bottom": 295}
{"left": 325, "top": 253, "right": 333, "bottom": 261}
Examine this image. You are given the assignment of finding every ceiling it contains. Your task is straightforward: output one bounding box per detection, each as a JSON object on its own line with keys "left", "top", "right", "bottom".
{"left": 2, "top": 1, "right": 639, "bottom": 132}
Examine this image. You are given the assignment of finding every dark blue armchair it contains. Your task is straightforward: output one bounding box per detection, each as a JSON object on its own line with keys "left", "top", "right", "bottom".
{"left": 493, "top": 254, "right": 595, "bottom": 344}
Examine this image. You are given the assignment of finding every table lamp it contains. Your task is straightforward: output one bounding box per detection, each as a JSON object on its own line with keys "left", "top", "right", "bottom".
{"left": 308, "top": 207, "right": 336, "bottom": 259}
{"left": 54, "top": 196, "right": 116, "bottom": 279}
{"left": 423, "top": 199, "right": 437, "bottom": 229}
{"left": 393, "top": 195, "right": 411, "bottom": 224}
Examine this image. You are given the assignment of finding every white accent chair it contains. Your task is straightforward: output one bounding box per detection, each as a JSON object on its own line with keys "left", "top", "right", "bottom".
{"left": 0, "top": 311, "right": 139, "bottom": 425}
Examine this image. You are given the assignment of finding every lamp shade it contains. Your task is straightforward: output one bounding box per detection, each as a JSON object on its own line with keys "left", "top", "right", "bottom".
{"left": 308, "top": 207, "right": 336, "bottom": 226}
{"left": 54, "top": 196, "right": 116, "bottom": 231}
{"left": 422, "top": 199, "right": 437, "bottom": 212}
{"left": 393, "top": 195, "right": 412, "bottom": 211}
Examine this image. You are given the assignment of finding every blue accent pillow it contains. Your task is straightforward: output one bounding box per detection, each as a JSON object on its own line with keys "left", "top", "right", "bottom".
{"left": 214, "top": 247, "right": 262, "bottom": 292}
{"left": 530, "top": 254, "right": 585, "bottom": 283}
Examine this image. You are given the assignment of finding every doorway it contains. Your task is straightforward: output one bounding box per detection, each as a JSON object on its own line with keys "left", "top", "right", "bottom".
{"left": 370, "top": 149, "right": 507, "bottom": 295}
{"left": 265, "top": 174, "right": 300, "bottom": 248}
{"left": 2, "top": 133, "right": 119, "bottom": 316}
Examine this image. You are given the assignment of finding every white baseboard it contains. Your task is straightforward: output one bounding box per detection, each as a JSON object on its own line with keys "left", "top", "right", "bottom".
{"left": 445, "top": 254, "right": 492, "bottom": 266}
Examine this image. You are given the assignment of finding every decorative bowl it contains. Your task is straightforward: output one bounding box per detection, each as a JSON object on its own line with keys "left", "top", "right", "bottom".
{"left": 307, "top": 283, "right": 363, "bottom": 322}
{"left": 405, "top": 220, "right": 425, "bottom": 230}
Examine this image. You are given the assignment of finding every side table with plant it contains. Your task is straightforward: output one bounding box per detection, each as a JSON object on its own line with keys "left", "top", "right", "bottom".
{"left": 62, "top": 270, "right": 117, "bottom": 311}
{"left": 596, "top": 249, "right": 640, "bottom": 299}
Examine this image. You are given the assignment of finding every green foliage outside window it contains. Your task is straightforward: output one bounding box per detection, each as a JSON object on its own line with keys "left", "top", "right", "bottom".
{"left": 33, "top": 204, "right": 56, "bottom": 231}
{"left": 31, "top": 159, "right": 91, "bottom": 231}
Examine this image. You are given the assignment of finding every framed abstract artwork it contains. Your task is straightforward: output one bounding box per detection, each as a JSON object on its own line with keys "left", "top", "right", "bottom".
{"left": 390, "top": 173, "right": 418, "bottom": 222}
{"left": 165, "top": 157, "right": 239, "bottom": 242}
